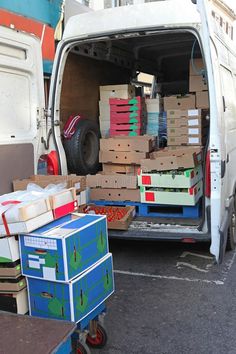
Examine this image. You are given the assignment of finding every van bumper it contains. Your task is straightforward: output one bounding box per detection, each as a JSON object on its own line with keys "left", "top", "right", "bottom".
{"left": 108, "top": 223, "right": 210, "bottom": 242}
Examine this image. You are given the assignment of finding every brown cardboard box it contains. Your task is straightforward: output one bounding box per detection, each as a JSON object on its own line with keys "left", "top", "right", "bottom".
{"left": 142, "top": 148, "right": 202, "bottom": 171}
{"left": 90, "top": 188, "right": 140, "bottom": 202}
{"left": 196, "top": 91, "right": 209, "bottom": 109}
{"left": 87, "top": 174, "right": 137, "bottom": 189}
{"left": 189, "top": 75, "right": 208, "bottom": 92}
{"left": 99, "top": 150, "right": 148, "bottom": 165}
{"left": 0, "top": 260, "right": 21, "bottom": 278}
{"left": 99, "top": 84, "right": 135, "bottom": 101}
{"left": 167, "top": 126, "right": 201, "bottom": 137}
{"left": 13, "top": 175, "right": 86, "bottom": 193}
{"left": 189, "top": 58, "right": 204, "bottom": 76}
{"left": 164, "top": 95, "right": 196, "bottom": 110}
{"left": 168, "top": 134, "right": 206, "bottom": 146}
{"left": 167, "top": 109, "right": 201, "bottom": 119}
{"left": 0, "top": 275, "right": 26, "bottom": 292}
{"left": 167, "top": 117, "right": 203, "bottom": 128}
{"left": 80, "top": 205, "right": 135, "bottom": 230}
{"left": 100, "top": 135, "right": 155, "bottom": 152}
{"left": 102, "top": 164, "right": 140, "bottom": 175}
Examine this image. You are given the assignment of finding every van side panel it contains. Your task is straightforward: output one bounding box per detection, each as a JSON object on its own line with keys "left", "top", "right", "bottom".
{"left": 0, "top": 144, "right": 34, "bottom": 194}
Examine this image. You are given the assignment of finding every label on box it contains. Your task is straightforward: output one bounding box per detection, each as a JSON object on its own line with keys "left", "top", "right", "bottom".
{"left": 188, "top": 119, "right": 199, "bottom": 126}
{"left": 74, "top": 182, "right": 81, "bottom": 190}
{"left": 188, "top": 128, "right": 200, "bottom": 135}
{"left": 188, "top": 109, "right": 199, "bottom": 117}
{"left": 188, "top": 137, "right": 200, "bottom": 144}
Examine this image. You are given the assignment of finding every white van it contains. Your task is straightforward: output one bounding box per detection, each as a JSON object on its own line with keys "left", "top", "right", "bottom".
{"left": 1, "top": 0, "right": 236, "bottom": 263}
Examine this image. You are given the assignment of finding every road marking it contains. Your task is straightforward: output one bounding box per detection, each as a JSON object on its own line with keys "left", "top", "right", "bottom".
{"left": 176, "top": 261, "right": 210, "bottom": 273}
{"left": 180, "top": 252, "right": 214, "bottom": 260}
{"left": 114, "top": 269, "right": 224, "bottom": 285}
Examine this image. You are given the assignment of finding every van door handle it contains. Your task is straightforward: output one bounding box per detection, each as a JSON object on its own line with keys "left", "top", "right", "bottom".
{"left": 221, "top": 160, "right": 226, "bottom": 178}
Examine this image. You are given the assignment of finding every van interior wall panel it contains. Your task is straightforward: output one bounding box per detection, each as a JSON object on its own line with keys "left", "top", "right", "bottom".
{"left": 0, "top": 144, "right": 34, "bottom": 194}
{"left": 60, "top": 53, "right": 132, "bottom": 127}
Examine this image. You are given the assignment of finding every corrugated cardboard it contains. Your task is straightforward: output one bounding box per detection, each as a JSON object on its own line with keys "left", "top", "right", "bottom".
{"left": 87, "top": 174, "right": 137, "bottom": 189}
{"left": 0, "top": 236, "right": 20, "bottom": 263}
{"left": 164, "top": 95, "right": 196, "bottom": 110}
{"left": 196, "top": 91, "right": 209, "bottom": 109}
{"left": 167, "top": 109, "right": 201, "bottom": 119}
{"left": 90, "top": 188, "right": 140, "bottom": 202}
{"left": 140, "top": 180, "right": 203, "bottom": 206}
{"left": 13, "top": 175, "right": 86, "bottom": 193}
{"left": 0, "top": 275, "right": 27, "bottom": 292}
{"left": 138, "top": 165, "right": 203, "bottom": 188}
{"left": 99, "top": 150, "right": 149, "bottom": 165}
{"left": 167, "top": 126, "right": 201, "bottom": 137}
{"left": 99, "top": 84, "right": 135, "bottom": 101}
{"left": 102, "top": 164, "right": 140, "bottom": 175}
{"left": 0, "top": 260, "right": 21, "bottom": 278}
{"left": 142, "top": 148, "right": 202, "bottom": 171}
{"left": 82, "top": 205, "right": 135, "bottom": 230}
{"left": 168, "top": 135, "right": 206, "bottom": 146}
{"left": 100, "top": 135, "right": 155, "bottom": 152}
{"left": 99, "top": 101, "right": 110, "bottom": 117}
{"left": 189, "top": 75, "right": 208, "bottom": 92}
{"left": 189, "top": 58, "right": 204, "bottom": 76}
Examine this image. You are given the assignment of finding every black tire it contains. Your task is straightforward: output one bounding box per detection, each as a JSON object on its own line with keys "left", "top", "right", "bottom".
{"left": 226, "top": 206, "right": 236, "bottom": 251}
{"left": 86, "top": 323, "right": 107, "bottom": 349}
{"left": 63, "top": 119, "right": 100, "bottom": 175}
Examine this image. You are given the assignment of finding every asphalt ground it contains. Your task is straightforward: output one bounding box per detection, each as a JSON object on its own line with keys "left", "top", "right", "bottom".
{"left": 92, "top": 239, "right": 236, "bottom": 354}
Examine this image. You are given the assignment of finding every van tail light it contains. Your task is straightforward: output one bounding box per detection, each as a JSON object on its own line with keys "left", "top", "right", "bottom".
{"left": 205, "top": 150, "right": 211, "bottom": 198}
{"left": 47, "top": 151, "right": 59, "bottom": 175}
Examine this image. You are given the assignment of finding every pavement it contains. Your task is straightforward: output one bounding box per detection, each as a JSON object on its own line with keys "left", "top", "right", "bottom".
{"left": 92, "top": 239, "right": 236, "bottom": 354}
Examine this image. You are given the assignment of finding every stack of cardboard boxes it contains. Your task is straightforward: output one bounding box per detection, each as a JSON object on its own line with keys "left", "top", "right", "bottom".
{"left": 99, "top": 84, "right": 135, "bottom": 138}
{"left": 0, "top": 236, "right": 28, "bottom": 314}
{"left": 19, "top": 213, "right": 114, "bottom": 323}
{"left": 89, "top": 136, "right": 156, "bottom": 203}
{"left": 189, "top": 58, "right": 209, "bottom": 109}
{"left": 110, "top": 97, "right": 147, "bottom": 136}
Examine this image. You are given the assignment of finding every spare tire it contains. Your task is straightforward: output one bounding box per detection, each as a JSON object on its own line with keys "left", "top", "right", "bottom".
{"left": 63, "top": 119, "right": 100, "bottom": 175}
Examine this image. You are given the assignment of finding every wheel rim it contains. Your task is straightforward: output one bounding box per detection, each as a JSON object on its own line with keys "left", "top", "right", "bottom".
{"left": 86, "top": 328, "right": 103, "bottom": 346}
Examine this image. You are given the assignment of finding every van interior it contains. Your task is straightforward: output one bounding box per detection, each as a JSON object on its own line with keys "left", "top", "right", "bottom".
{"left": 58, "top": 30, "right": 210, "bottom": 230}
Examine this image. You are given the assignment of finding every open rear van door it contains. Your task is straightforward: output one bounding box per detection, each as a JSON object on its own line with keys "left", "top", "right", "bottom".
{"left": 0, "top": 26, "right": 45, "bottom": 194}
{"left": 193, "top": 0, "right": 226, "bottom": 262}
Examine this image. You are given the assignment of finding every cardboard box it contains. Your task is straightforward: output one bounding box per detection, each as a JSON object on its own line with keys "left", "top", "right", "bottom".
{"left": 0, "top": 236, "right": 20, "bottom": 263}
{"left": 0, "top": 288, "right": 28, "bottom": 314}
{"left": 90, "top": 188, "right": 140, "bottom": 202}
{"left": 99, "top": 101, "right": 110, "bottom": 117}
{"left": 196, "top": 91, "right": 209, "bottom": 109}
{"left": 99, "top": 150, "right": 149, "bottom": 165}
{"left": 100, "top": 136, "right": 155, "bottom": 152}
{"left": 0, "top": 260, "right": 21, "bottom": 278}
{"left": 49, "top": 188, "right": 78, "bottom": 219}
{"left": 87, "top": 174, "right": 137, "bottom": 189}
{"left": 102, "top": 164, "right": 140, "bottom": 175}
{"left": 168, "top": 134, "right": 206, "bottom": 146}
{"left": 19, "top": 213, "right": 108, "bottom": 282}
{"left": 100, "top": 84, "right": 135, "bottom": 101}
{"left": 142, "top": 148, "right": 202, "bottom": 171}
{"left": 167, "top": 127, "right": 201, "bottom": 137}
{"left": 110, "top": 129, "right": 143, "bottom": 137}
{"left": 140, "top": 180, "right": 203, "bottom": 206}
{"left": 164, "top": 95, "right": 196, "bottom": 110}
{"left": 0, "top": 275, "right": 26, "bottom": 292}
{"left": 189, "top": 58, "right": 204, "bottom": 76}
{"left": 189, "top": 75, "right": 208, "bottom": 92}
{"left": 138, "top": 165, "right": 202, "bottom": 188}
{"left": 167, "top": 109, "right": 202, "bottom": 119}
{"left": 146, "top": 98, "right": 161, "bottom": 113}
{"left": 13, "top": 175, "right": 86, "bottom": 194}
{"left": 81, "top": 205, "right": 135, "bottom": 230}
{"left": 27, "top": 253, "right": 114, "bottom": 323}
{"left": 77, "top": 189, "right": 89, "bottom": 206}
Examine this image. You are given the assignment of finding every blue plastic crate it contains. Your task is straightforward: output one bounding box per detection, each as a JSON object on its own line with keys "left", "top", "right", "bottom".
{"left": 19, "top": 214, "right": 108, "bottom": 282}
{"left": 27, "top": 253, "right": 114, "bottom": 323}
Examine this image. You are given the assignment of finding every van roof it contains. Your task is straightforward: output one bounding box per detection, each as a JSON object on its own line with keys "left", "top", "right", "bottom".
{"left": 63, "top": 0, "right": 201, "bottom": 40}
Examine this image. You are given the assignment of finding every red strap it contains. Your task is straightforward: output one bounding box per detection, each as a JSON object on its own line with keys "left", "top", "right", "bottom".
{"left": 1, "top": 201, "right": 21, "bottom": 236}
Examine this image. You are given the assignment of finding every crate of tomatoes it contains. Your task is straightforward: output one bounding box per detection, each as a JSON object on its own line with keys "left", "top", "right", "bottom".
{"left": 79, "top": 205, "right": 136, "bottom": 230}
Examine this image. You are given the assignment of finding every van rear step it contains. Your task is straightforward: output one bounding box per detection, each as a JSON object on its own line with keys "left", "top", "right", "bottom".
{"left": 90, "top": 200, "right": 201, "bottom": 219}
